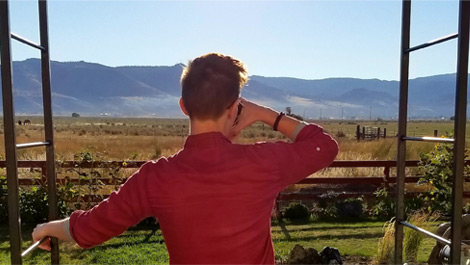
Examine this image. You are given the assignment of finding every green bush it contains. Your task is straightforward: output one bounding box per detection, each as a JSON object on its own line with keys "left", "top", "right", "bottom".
{"left": 418, "top": 133, "right": 470, "bottom": 215}
{"left": 0, "top": 176, "right": 76, "bottom": 225}
{"left": 372, "top": 186, "right": 426, "bottom": 220}
{"left": 336, "top": 198, "right": 363, "bottom": 219}
{"left": 0, "top": 176, "right": 7, "bottom": 224}
{"left": 283, "top": 203, "right": 310, "bottom": 221}
{"left": 312, "top": 191, "right": 339, "bottom": 219}
{"left": 372, "top": 187, "right": 395, "bottom": 219}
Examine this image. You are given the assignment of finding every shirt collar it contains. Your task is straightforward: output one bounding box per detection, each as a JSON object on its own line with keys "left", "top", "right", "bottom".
{"left": 184, "top": 131, "right": 231, "bottom": 148}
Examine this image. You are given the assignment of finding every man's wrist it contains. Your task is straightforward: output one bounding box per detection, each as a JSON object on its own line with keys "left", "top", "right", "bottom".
{"left": 257, "top": 106, "right": 278, "bottom": 126}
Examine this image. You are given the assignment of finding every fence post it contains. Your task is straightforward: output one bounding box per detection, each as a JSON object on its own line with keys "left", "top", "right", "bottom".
{"left": 377, "top": 128, "right": 381, "bottom": 140}
{"left": 384, "top": 128, "right": 387, "bottom": 138}
{"left": 41, "top": 165, "right": 47, "bottom": 184}
{"left": 434, "top": 130, "right": 438, "bottom": 137}
{"left": 383, "top": 166, "right": 390, "bottom": 189}
{"left": 362, "top": 126, "right": 365, "bottom": 140}
{"left": 356, "top": 125, "right": 360, "bottom": 141}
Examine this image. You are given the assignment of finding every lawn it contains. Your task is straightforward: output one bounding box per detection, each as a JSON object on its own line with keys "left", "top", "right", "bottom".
{"left": 0, "top": 220, "right": 438, "bottom": 264}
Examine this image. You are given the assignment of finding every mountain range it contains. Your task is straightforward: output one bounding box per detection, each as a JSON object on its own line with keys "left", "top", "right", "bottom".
{"left": 5, "top": 58, "right": 468, "bottom": 119}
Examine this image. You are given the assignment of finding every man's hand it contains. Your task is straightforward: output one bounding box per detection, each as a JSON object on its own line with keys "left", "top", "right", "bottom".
{"left": 31, "top": 218, "right": 74, "bottom": 251}
{"left": 32, "top": 223, "right": 52, "bottom": 251}
{"left": 230, "top": 98, "right": 273, "bottom": 138}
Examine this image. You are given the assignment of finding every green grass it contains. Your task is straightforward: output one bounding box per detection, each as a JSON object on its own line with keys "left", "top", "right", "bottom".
{"left": 0, "top": 226, "right": 169, "bottom": 265}
{"left": 0, "top": 220, "right": 439, "bottom": 264}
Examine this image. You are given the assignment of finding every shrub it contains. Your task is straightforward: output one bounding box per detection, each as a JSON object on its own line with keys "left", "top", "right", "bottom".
{"left": 336, "top": 198, "right": 363, "bottom": 219}
{"left": 371, "top": 186, "right": 426, "bottom": 220}
{"left": 0, "top": 176, "right": 7, "bottom": 224}
{"left": 312, "top": 191, "right": 339, "bottom": 220}
{"left": 335, "top": 131, "right": 346, "bottom": 138}
{"left": 372, "top": 187, "right": 395, "bottom": 219}
{"left": 0, "top": 176, "right": 75, "bottom": 225}
{"left": 418, "top": 132, "right": 470, "bottom": 214}
{"left": 245, "top": 131, "right": 256, "bottom": 138}
{"left": 283, "top": 203, "right": 310, "bottom": 221}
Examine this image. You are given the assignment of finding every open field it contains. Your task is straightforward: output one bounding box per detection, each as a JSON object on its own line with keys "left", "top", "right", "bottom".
{"left": 1, "top": 117, "right": 465, "bottom": 183}
{"left": 2, "top": 117, "right": 467, "bottom": 201}
{"left": 0, "top": 220, "right": 439, "bottom": 264}
{"left": 2, "top": 117, "right": 466, "bottom": 163}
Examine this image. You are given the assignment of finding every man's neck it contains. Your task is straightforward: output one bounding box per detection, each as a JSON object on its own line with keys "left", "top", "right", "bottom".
{"left": 189, "top": 118, "right": 227, "bottom": 136}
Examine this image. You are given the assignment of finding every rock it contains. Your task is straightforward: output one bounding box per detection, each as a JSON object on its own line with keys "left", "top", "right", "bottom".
{"left": 287, "top": 244, "right": 332, "bottom": 264}
{"left": 320, "top": 246, "right": 343, "bottom": 264}
{"left": 288, "top": 244, "right": 309, "bottom": 264}
{"left": 306, "top": 247, "right": 321, "bottom": 264}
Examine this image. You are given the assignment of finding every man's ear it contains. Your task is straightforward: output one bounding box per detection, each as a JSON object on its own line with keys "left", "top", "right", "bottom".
{"left": 179, "top": 98, "right": 189, "bottom": 117}
{"left": 227, "top": 99, "right": 239, "bottom": 119}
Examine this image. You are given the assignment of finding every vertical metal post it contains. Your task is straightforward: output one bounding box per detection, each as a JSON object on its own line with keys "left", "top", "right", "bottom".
{"left": 39, "top": 0, "right": 59, "bottom": 264}
{"left": 450, "top": 1, "right": 470, "bottom": 264}
{"left": 395, "top": 0, "right": 411, "bottom": 264}
{"left": 0, "top": 1, "right": 22, "bottom": 264}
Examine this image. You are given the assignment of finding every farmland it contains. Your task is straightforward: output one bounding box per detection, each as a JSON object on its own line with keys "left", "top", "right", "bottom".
{"left": 3, "top": 117, "right": 463, "bottom": 163}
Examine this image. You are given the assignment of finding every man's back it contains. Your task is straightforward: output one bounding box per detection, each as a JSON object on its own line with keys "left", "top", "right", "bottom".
{"left": 147, "top": 124, "right": 337, "bottom": 263}
{"left": 150, "top": 132, "right": 281, "bottom": 263}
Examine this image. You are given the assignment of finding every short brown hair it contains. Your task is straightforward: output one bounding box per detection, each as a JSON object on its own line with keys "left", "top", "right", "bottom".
{"left": 181, "top": 53, "right": 248, "bottom": 120}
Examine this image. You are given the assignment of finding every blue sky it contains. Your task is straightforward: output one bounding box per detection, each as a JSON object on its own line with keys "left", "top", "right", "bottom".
{"left": 9, "top": 0, "right": 461, "bottom": 81}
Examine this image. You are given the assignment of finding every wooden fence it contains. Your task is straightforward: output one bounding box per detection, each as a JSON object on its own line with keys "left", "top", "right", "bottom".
{"left": 356, "top": 125, "right": 387, "bottom": 141}
{"left": 1, "top": 160, "right": 470, "bottom": 205}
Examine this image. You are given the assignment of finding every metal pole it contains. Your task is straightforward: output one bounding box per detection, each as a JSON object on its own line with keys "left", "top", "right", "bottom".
{"left": 21, "top": 237, "right": 48, "bottom": 258}
{"left": 450, "top": 1, "right": 470, "bottom": 263}
{"left": 401, "top": 221, "right": 451, "bottom": 246}
{"left": 395, "top": 1, "right": 411, "bottom": 264}
{"left": 39, "top": 0, "right": 60, "bottom": 264}
{"left": 0, "top": 1, "right": 22, "bottom": 264}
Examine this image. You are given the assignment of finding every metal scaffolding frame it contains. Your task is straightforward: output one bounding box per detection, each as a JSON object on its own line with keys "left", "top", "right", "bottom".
{"left": 0, "top": 0, "right": 59, "bottom": 264}
{"left": 1, "top": 0, "right": 469, "bottom": 264}
{"left": 395, "top": 0, "right": 470, "bottom": 264}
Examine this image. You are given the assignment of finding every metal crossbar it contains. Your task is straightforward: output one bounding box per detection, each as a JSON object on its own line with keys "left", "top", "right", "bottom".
{"left": 11, "top": 32, "right": 45, "bottom": 50}
{"left": 0, "top": 0, "right": 59, "bottom": 264}
{"left": 21, "top": 237, "right": 48, "bottom": 258}
{"left": 395, "top": 1, "right": 470, "bottom": 264}
{"left": 405, "top": 32, "right": 458, "bottom": 53}
{"left": 400, "top": 221, "right": 452, "bottom": 246}
{"left": 16, "top": 141, "right": 51, "bottom": 149}
{"left": 402, "top": 136, "right": 455, "bottom": 143}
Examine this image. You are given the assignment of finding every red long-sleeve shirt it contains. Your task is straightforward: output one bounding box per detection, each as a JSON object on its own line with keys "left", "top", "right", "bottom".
{"left": 69, "top": 123, "right": 338, "bottom": 264}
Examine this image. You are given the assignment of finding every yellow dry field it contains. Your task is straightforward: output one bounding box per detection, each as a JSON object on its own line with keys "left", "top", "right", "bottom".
{"left": 0, "top": 117, "right": 465, "bottom": 179}
{"left": 2, "top": 117, "right": 467, "bottom": 198}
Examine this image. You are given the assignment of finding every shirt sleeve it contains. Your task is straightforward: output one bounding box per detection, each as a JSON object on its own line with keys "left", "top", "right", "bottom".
{"left": 262, "top": 123, "right": 339, "bottom": 189}
{"left": 68, "top": 163, "right": 153, "bottom": 249}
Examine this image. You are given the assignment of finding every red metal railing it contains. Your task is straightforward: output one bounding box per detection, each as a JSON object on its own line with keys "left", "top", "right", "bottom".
{"left": 1, "top": 160, "right": 469, "bottom": 203}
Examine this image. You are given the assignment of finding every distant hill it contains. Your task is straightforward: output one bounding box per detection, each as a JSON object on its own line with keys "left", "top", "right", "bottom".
{"left": 4, "top": 58, "right": 468, "bottom": 118}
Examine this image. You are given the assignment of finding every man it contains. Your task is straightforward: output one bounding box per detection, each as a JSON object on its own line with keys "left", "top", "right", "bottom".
{"left": 32, "top": 53, "right": 338, "bottom": 264}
